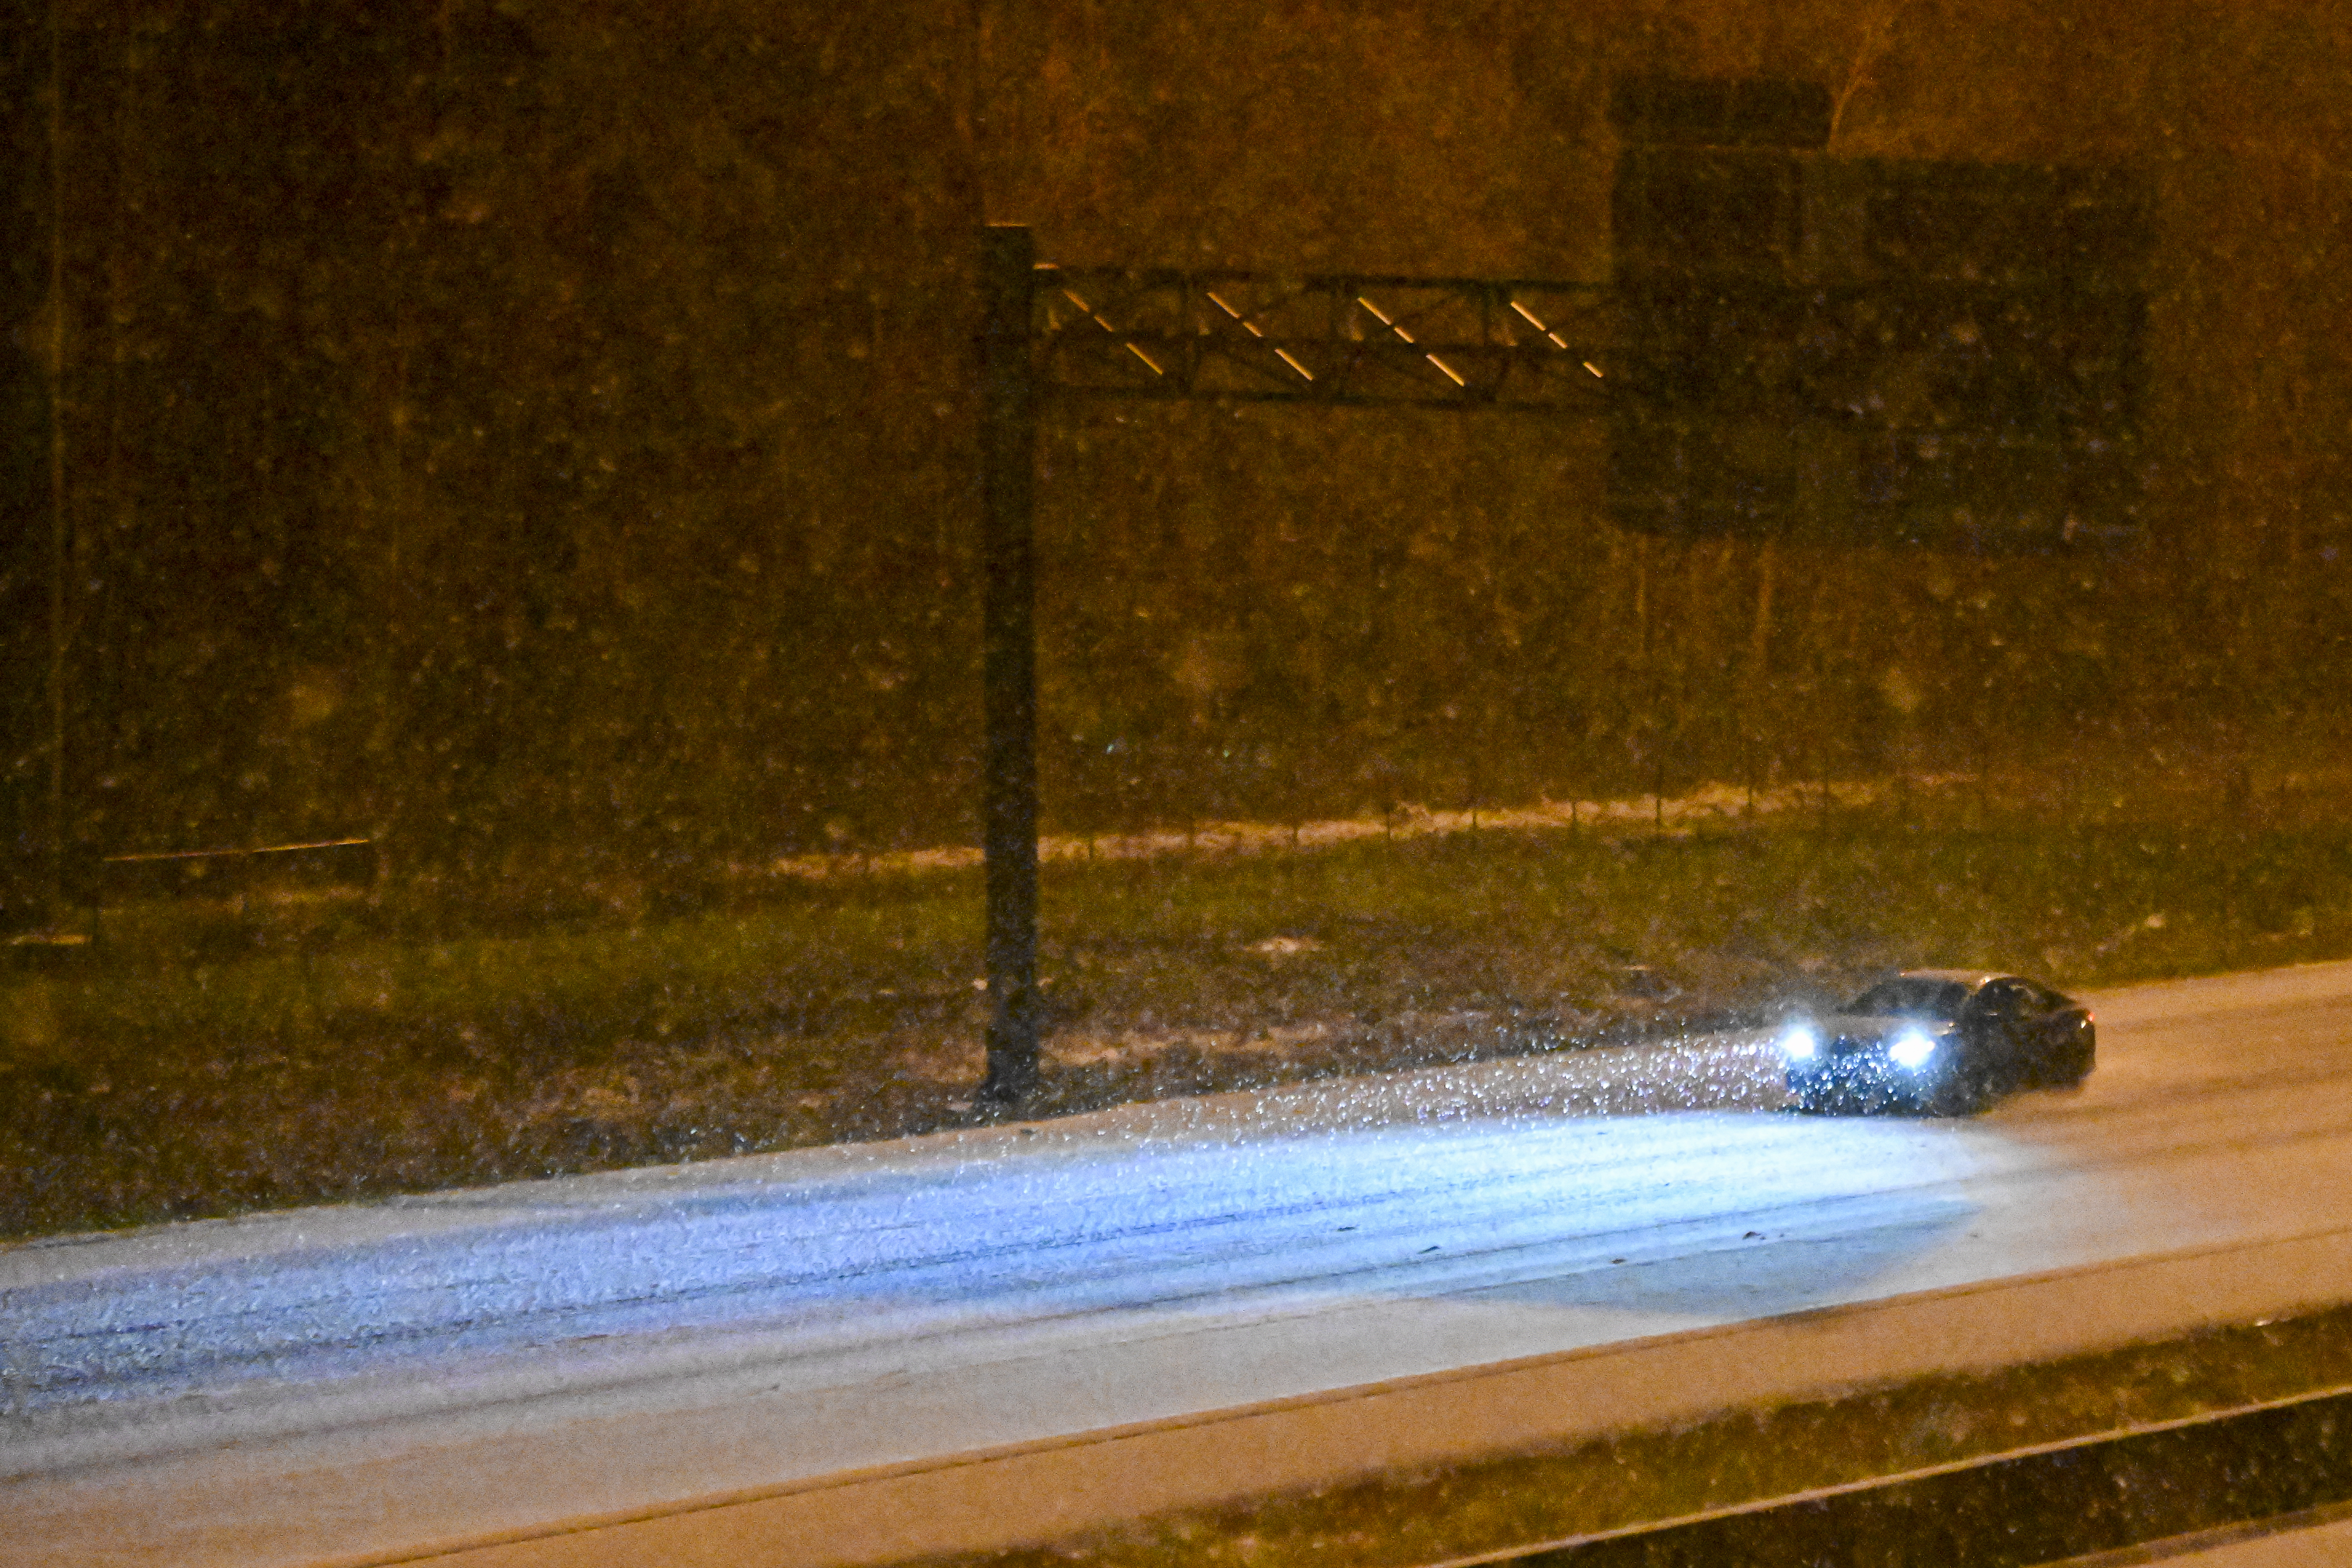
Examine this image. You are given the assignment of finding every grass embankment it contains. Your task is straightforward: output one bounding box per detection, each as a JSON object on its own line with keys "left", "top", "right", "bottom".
{"left": 7, "top": 798, "right": 2352, "bottom": 1240}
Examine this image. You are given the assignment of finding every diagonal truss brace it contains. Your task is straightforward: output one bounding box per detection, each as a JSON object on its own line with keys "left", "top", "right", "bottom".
{"left": 1035, "top": 267, "right": 1618, "bottom": 410}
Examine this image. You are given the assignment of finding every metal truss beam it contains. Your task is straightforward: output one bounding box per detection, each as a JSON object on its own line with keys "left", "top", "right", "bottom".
{"left": 1035, "top": 267, "right": 1618, "bottom": 411}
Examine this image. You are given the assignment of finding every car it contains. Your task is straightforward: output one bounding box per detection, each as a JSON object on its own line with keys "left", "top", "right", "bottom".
{"left": 1778, "top": 969, "right": 2095, "bottom": 1115}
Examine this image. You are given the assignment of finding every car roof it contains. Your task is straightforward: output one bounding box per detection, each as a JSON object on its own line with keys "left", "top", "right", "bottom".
{"left": 1894, "top": 968, "right": 2010, "bottom": 989}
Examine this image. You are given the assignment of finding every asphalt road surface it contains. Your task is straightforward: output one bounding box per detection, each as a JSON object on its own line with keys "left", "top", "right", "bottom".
{"left": 8, "top": 960, "right": 2352, "bottom": 1566}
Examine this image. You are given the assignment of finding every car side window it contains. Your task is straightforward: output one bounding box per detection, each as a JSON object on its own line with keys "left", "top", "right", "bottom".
{"left": 1973, "top": 979, "right": 2026, "bottom": 1017}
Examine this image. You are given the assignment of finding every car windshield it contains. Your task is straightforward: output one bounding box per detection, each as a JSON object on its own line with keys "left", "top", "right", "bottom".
{"left": 1842, "top": 979, "right": 1971, "bottom": 1020}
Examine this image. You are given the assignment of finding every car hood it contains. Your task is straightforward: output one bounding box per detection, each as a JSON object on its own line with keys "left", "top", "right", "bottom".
{"left": 1829, "top": 1013, "right": 1961, "bottom": 1045}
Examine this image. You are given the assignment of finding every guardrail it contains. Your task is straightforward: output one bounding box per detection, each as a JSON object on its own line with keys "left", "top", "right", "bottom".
{"left": 47, "top": 836, "right": 377, "bottom": 948}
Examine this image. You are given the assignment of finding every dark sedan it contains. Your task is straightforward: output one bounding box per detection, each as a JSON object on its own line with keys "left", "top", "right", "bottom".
{"left": 1779, "top": 969, "right": 2096, "bottom": 1115}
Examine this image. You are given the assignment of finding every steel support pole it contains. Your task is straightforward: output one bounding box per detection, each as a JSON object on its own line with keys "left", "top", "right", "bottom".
{"left": 977, "top": 225, "right": 1041, "bottom": 1103}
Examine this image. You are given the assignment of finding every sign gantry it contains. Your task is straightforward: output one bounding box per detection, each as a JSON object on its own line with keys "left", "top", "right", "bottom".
{"left": 974, "top": 187, "right": 2147, "bottom": 1098}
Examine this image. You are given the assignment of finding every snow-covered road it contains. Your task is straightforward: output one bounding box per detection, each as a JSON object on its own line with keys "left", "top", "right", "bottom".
{"left": 8, "top": 961, "right": 2352, "bottom": 1566}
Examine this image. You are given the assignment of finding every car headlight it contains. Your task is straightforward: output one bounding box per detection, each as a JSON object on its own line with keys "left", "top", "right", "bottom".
{"left": 1778, "top": 1022, "right": 1818, "bottom": 1061}
{"left": 1889, "top": 1029, "right": 1937, "bottom": 1070}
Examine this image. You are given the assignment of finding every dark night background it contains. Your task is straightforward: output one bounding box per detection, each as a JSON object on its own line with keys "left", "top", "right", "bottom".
{"left": 4, "top": 0, "right": 2350, "bottom": 924}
